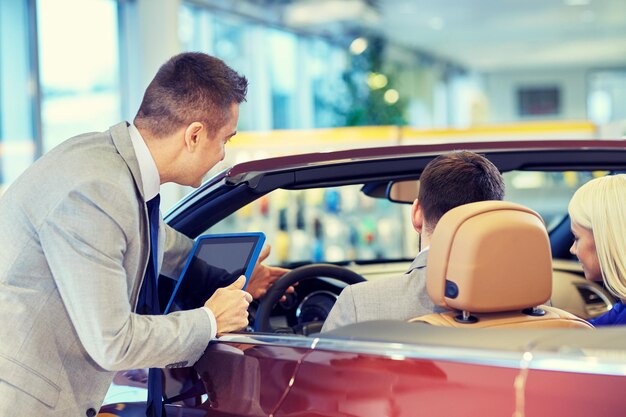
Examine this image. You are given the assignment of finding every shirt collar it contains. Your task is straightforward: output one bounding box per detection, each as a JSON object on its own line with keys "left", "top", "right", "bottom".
{"left": 407, "top": 246, "right": 429, "bottom": 273}
{"left": 128, "top": 124, "right": 160, "bottom": 201}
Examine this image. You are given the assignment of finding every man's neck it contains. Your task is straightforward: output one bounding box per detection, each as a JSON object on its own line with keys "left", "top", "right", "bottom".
{"left": 421, "top": 231, "right": 432, "bottom": 249}
{"left": 138, "top": 127, "right": 180, "bottom": 185}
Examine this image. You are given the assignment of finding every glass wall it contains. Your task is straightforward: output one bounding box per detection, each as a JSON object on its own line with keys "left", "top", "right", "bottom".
{"left": 588, "top": 70, "right": 626, "bottom": 131}
{"left": 0, "top": 0, "right": 37, "bottom": 193}
{"left": 179, "top": 3, "right": 352, "bottom": 132}
{"left": 2, "top": 0, "right": 619, "bottom": 197}
{"left": 36, "top": 0, "right": 120, "bottom": 152}
{"left": 0, "top": 0, "right": 462, "bottom": 196}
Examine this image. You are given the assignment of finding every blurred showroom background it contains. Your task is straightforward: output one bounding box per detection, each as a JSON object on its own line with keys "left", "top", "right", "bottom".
{"left": 1, "top": 0, "right": 625, "bottom": 216}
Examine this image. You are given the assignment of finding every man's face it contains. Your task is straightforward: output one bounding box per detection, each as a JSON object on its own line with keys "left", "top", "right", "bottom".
{"left": 569, "top": 221, "right": 602, "bottom": 282}
{"left": 188, "top": 103, "right": 239, "bottom": 187}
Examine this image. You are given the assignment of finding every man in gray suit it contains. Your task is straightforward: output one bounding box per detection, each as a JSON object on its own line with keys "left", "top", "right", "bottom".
{"left": 322, "top": 151, "right": 505, "bottom": 332}
{"left": 0, "top": 53, "right": 286, "bottom": 416}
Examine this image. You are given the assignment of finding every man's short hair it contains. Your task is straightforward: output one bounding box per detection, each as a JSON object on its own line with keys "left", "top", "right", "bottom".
{"left": 134, "top": 52, "right": 248, "bottom": 137}
{"left": 418, "top": 151, "right": 505, "bottom": 233}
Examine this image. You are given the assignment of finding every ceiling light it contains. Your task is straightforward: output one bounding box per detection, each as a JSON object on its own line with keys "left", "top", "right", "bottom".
{"left": 350, "top": 37, "right": 368, "bottom": 55}
{"left": 367, "top": 73, "right": 388, "bottom": 90}
{"left": 384, "top": 89, "right": 399, "bottom": 104}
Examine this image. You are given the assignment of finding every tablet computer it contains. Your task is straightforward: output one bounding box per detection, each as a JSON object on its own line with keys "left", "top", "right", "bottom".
{"left": 163, "top": 232, "right": 265, "bottom": 314}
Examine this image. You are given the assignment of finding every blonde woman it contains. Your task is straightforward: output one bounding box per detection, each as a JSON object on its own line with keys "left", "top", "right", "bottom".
{"left": 568, "top": 174, "right": 626, "bottom": 326}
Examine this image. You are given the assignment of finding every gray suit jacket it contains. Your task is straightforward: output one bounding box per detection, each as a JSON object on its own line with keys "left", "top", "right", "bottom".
{"left": 322, "top": 250, "right": 443, "bottom": 332}
{"left": 0, "top": 123, "right": 213, "bottom": 416}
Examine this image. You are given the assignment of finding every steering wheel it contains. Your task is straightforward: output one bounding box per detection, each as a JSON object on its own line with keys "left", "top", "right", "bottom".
{"left": 254, "top": 264, "right": 366, "bottom": 333}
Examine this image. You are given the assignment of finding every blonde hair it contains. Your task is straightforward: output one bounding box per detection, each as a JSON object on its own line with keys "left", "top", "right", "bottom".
{"left": 568, "top": 174, "right": 626, "bottom": 299}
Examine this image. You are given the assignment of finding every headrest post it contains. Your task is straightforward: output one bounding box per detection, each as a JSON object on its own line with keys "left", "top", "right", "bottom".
{"left": 522, "top": 306, "right": 547, "bottom": 317}
{"left": 454, "top": 310, "right": 478, "bottom": 324}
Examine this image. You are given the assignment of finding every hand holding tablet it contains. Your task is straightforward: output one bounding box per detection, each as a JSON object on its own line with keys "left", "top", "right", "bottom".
{"left": 204, "top": 276, "right": 253, "bottom": 334}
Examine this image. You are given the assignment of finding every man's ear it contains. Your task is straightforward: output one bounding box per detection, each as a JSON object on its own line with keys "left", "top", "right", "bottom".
{"left": 183, "top": 122, "right": 204, "bottom": 152}
{"left": 411, "top": 198, "right": 424, "bottom": 233}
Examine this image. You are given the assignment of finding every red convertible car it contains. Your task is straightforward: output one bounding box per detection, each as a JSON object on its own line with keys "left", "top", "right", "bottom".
{"left": 99, "top": 139, "right": 626, "bottom": 417}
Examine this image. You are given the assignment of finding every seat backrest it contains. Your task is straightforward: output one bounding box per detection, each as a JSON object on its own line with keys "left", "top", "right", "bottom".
{"left": 410, "top": 200, "right": 593, "bottom": 329}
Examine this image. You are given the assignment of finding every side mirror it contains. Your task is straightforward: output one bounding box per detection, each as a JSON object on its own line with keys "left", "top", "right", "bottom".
{"left": 387, "top": 180, "right": 420, "bottom": 204}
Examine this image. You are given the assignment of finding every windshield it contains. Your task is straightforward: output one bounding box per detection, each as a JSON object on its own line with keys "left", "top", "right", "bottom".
{"left": 504, "top": 170, "right": 608, "bottom": 230}
{"left": 205, "top": 170, "right": 607, "bottom": 265}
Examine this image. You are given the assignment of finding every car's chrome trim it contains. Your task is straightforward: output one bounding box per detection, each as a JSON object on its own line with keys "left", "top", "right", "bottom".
{"left": 215, "top": 333, "right": 626, "bottom": 377}
{"left": 217, "top": 334, "right": 319, "bottom": 349}
{"left": 313, "top": 339, "right": 626, "bottom": 376}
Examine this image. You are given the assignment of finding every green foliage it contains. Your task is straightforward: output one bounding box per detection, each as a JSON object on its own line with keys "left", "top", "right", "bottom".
{"left": 342, "top": 37, "right": 408, "bottom": 127}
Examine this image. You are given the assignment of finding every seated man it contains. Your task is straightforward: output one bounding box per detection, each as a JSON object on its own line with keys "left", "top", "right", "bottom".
{"left": 322, "top": 151, "right": 505, "bottom": 332}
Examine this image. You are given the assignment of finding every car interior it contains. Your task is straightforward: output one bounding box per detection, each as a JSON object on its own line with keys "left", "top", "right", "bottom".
{"left": 201, "top": 170, "right": 616, "bottom": 336}
{"left": 159, "top": 144, "right": 626, "bottom": 339}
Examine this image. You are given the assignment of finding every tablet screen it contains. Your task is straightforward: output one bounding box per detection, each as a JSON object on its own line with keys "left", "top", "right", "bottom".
{"left": 163, "top": 233, "right": 265, "bottom": 314}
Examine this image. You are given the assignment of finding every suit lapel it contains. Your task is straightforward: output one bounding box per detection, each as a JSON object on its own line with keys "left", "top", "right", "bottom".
{"left": 109, "top": 122, "right": 152, "bottom": 309}
{"left": 110, "top": 122, "right": 146, "bottom": 202}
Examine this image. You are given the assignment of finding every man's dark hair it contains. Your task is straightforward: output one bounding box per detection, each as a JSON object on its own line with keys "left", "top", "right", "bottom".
{"left": 418, "top": 151, "right": 505, "bottom": 233}
{"left": 134, "top": 52, "right": 248, "bottom": 137}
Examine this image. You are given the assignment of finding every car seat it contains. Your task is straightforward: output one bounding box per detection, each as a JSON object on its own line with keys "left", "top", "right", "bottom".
{"left": 409, "top": 201, "right": 593, "bottom": 329}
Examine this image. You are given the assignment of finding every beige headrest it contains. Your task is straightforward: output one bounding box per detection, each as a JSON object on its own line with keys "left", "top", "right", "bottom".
{"left": 426, "top": 201, "right": 552, "bottom": 313}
